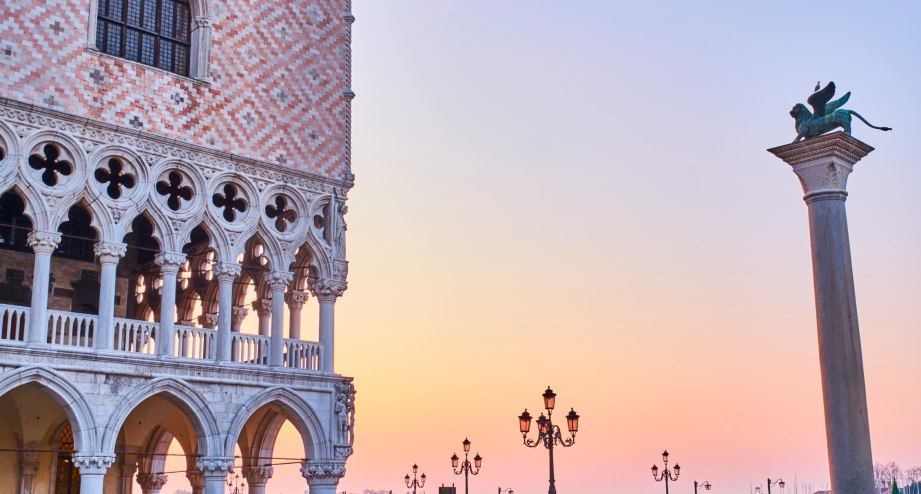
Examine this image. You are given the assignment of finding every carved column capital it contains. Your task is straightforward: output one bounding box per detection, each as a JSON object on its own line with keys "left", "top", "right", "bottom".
{"left": 309, "top": 279, "right": 347, "bottom": 301}
{"left": 186, "top": 469, "right": 205, "bottom": 489}
{"left": 72, "top": 455, "right": 115, "bottom": 475}
{"left": 196, "top": 457, "right": 234, "bottom": 474}
{"left": 300, "top": 461, "right": 346, "bottom": 486}
{"left": 194, "top": 16, "right": 212, "bottom": 28}
{"left": 198, "top": 313, "right": 218, "bottom": 329}
{"left": 242, "top": 465, "right": 274, "bottom": 485}
{"left": 267, "top": 271, "right": 293, "bottom": 291}
{"left": 155, "top": 251, "right": 187, "bottom": 273}
{"left": 136, "top": 472, "right": 169, "bottom": 490}
{"left": 94, "top": 242, "right": 127, "bottom": 264}
{"left": 768, "top": 132, "right": 873, "bottom": 200}
{"left": 27, "top": 231, "right": 61, "bottom": 254}
{"left": 252, "top": 299, "right": 272, "bottom": 316}
{"left": 213, "top": 262, "right": 242, "bottom": 281}
{"left": 286, "top": 290, "right": 307, "bottom": 310}
{"left": 232, "top": 306, "right": 249, "bottom": 319}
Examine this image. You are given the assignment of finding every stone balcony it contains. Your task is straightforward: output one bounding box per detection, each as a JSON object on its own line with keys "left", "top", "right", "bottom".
{"left": 0, "top": 303, "right": 323, "bottom": 373}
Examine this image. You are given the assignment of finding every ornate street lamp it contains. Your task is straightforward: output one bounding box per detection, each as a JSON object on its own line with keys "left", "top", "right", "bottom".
{"left": 405, "top": 464, "right": 426, "bottom": 494}
{"left": 651, "top": 450, "right": 681, "bottom": 494}
{"left": 518, "top": 386, "right": 579, "bottom": 494}
{"left": 768, "top": 478, "right": 786, "bottom": 494}
{"left": 694, "top": 480, "right": 712, "bottom": 494}
{"left": 451, "top": 438, "right": 482, "bottom": 494}
{"left": 226, "top": 472, "right": 246, "bottom": 494}
{"left": 498, "top": 488, "right": 514, "bottom": 494}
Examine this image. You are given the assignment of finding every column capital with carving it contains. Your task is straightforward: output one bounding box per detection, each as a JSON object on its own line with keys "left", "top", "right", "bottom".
{"left": 243, "top": 465, "right": 274, "bottom": 485}
{"left": 196, "top": 457, "right": 234, "bottom": 475}
{"left": 309, "top": 279, "right": 347, "bottom": 301}
{"left": 155, "top": 251, "right": 187, "bottom": 273}
{"left": 286, "top": 290, "right": 307, "bottom": 310}
{"left": 72, "top": 454, "right": 115, "bottom": 475}
{"left": 27, "top": 231, "right": 61, "bottom": 254}
{"left": 300, "top": 461, "right": 346, "bottom": 486}
{"left": 267, "top": 271, "right": 294, "bottom": 291}
{"left": 252, "top": 299, "right": 272, "bottom": 316}
{"left": 768, "top": 131, "right": 874, "bottom": 200}
{"left": 213, "top": 262, "right": 242, "bottom": 281}
{"left": 136, "top": 472, "right": 169, "bottom": 491}
{"left": 94, "top": 242, "right": 127, "bottom": 264}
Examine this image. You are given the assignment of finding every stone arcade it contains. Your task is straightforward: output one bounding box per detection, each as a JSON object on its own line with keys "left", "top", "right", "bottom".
{"left": 0, "top": 0, "right": 357, "bottom": 493}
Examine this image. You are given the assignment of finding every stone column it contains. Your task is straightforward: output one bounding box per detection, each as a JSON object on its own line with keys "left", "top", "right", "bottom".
{"left": 300, "top": 461, "right": 346, "bottom": 494}
{"left": 136, "top": 472, "right": 169, "bottom": 494}
{"left": 19, "top": 442, "right": 38, "bottom": 494}
{"left": 285, "top": 290, "right": 307, "bottom": 340}
{"left": 268, "top": 272, "right": 293, "bottom": 367}
{"left": 186, "top": 468, "right": 205, "bottom": 494}
{"left": 196, "top": 457, "right": 233, "bottom": 494}
{"left": 214, "top": 263, "right": 241, "bottom": 362}
{"left": 94, "top": 242, "right": 126, "bottom": 351}
{"left": 768, "top": 132, "right": 875, "bottom": 494}
{"left": 198, "top": 313, "right": 218, "bottom": 329}
{"left": 27, "top": 231, "right": 61, "bottom": 345}
{"left": 117, "top": 462, "right": 138, "bottom": 494}
{"left": 155, "top": 252, "right": 186, "bottom": 357}
{"left": 73, "top": 455, "right": 115, "bottom": 494}
{"left": 242, "top": 465, "right": 274, "bottom": 494}
{"left": 232, "top": 306, "right": 248, "bottom": 332}
{"left": 310, "top": 280, "right": 346, "bottom": 373}
{"left": 252, "top": 299, "right": 271, "bottom": 336}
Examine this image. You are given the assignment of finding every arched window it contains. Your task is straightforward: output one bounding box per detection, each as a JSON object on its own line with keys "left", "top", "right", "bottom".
{"left": 96, "top": 0, "right": 191, "bottom": 76}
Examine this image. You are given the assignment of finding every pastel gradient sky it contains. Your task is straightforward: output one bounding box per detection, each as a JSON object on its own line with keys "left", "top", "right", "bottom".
{"left": 224, "top": 1, "right": 921, "bottom": 493}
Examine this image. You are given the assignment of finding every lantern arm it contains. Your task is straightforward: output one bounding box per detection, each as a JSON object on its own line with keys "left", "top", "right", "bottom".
{"left": 551, "top": 423, "right": 575, "bottom": 447}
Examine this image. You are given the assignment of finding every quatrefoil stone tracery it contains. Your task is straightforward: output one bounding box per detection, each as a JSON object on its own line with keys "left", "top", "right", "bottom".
{"left": 28, "top": 143, "right": 72, "bottom": 186}
{"left": 265, "top": 195, "right": 297, "bottom": 232}
{"left": 94, "top": 158, "right": 136, "bottom": 199}
{"left": 212, "top": 184, "right": 247, "bottom": 222}
{"left": 156, "top": 171, "right": 194, "bottom": 211}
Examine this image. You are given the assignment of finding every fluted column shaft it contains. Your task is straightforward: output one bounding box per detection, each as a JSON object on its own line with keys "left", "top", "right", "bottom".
{"left": 769, "top": 132, "right": 875, "bottom": 494}
{"left": 27, "top": 231, "right": 61, "bottom": 345}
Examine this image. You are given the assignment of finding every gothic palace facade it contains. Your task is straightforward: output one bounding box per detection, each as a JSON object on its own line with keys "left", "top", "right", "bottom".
{"left": 0, "top": 0, "right": 357, "bottom": 493}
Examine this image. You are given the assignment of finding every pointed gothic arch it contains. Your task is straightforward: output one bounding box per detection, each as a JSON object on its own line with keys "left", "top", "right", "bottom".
{"left": 224, "top": 387, "right": 328, "bottom": 461}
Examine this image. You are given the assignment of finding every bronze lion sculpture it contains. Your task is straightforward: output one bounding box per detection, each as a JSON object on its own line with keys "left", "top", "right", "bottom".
{"left": 790, "top": 82, "right": 891, "bottom": 143}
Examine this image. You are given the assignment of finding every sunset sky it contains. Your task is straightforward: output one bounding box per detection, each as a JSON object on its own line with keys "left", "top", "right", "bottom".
{"left": 224, "top": 1, "right": 921, "bottom": 493}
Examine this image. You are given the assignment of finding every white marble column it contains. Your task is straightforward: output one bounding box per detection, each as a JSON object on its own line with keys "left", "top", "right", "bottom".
{"left": 300, "top": 462, "right": 345, "bottom": 494}
{"left": 94, "top": 242, "right": 126, "bottom": 351}
{"left": 243, "top": 466, "right": 274, "bottom": 494}
{"left": 26, "top": 231, "right": 61, "bottom": 345}
{"left": 231, "top": 306, "right": 248, "bottom": 332}
{"left": 73, "top": 455, "right": 115, "bottom": 494}
{"left": 285, "top": 290, "right": 307, "bottom": 340}
{"left": 186, "top": 469, "right": 205, "bottom": 494}
{"left": 252, "top": 299, "right": 271, "bottom": 336}
{"left": 136, "top": 472, "right": 169, "bottom": 494}
{"left": 214, "top": 263, "right": 241, "bottom": 362}
{"left": 267, "top": 272, "right": 293, "bottom": 367}
{"left": 769, "top": 132, "right": 875, "bottom": 494}
{"left": 155, "top": 252, "right": 186, "bottom": 357}
{"left": 310, "top": 280, "right": 346, "bottom": 373}
{"left": 196, "top": 458, "right": 233, "bottom": 494}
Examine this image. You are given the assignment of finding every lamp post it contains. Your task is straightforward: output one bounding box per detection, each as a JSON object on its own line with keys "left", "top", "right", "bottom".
{"left": 651, "top": 450, "right": 681, "bottom": 494}
{"left": 694, "top": 480, "right": 712, "bottom": 494}
{"left": 518, "top": 386, "right": 580, "bottom": 494}
{"left": 226, "top": 472, "right": 246, "bottom": 494}
{"left": 498, "top": 488, "right": 514, "bottom": 494}
{"left": 451, "top": 438, "right": 482, "bottom": 494}
{"left": 405, "top": 464, "right": 426, "bottom": 494}
{"left": 768, "top": 478, "right": 786, "bottom": 494}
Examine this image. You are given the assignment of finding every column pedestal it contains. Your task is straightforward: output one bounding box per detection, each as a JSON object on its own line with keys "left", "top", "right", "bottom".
{"left": 768, "top": 132, "right": 876, "bottom": 494}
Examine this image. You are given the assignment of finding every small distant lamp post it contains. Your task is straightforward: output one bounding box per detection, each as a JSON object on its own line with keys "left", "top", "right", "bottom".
{"left": 405, "top": 464, "right": 426, "bottom": 494}
{"left": 768, "top": 478, "right": 786, "bottom": 494}
{"left": 651, "top": 450, "right": 681, "bottom": 494}
{"left": 694, "top": 480, "right": 712, "bottom": 494}
{"left": 451, "top": 438, "right": 482, "bottom": 494}
{"left": 226, "top": 472, "right": 246, "bottom": 494}
{"left": 518, "top": 386, "right": 580, "bottom": 494}
{"left": 498, "top": 488, "right": 514, "bottom": 494}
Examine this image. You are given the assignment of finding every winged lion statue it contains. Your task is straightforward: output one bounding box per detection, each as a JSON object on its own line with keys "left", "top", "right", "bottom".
{"left": 790, "top": 82, "right": 891, "bottom": 143}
